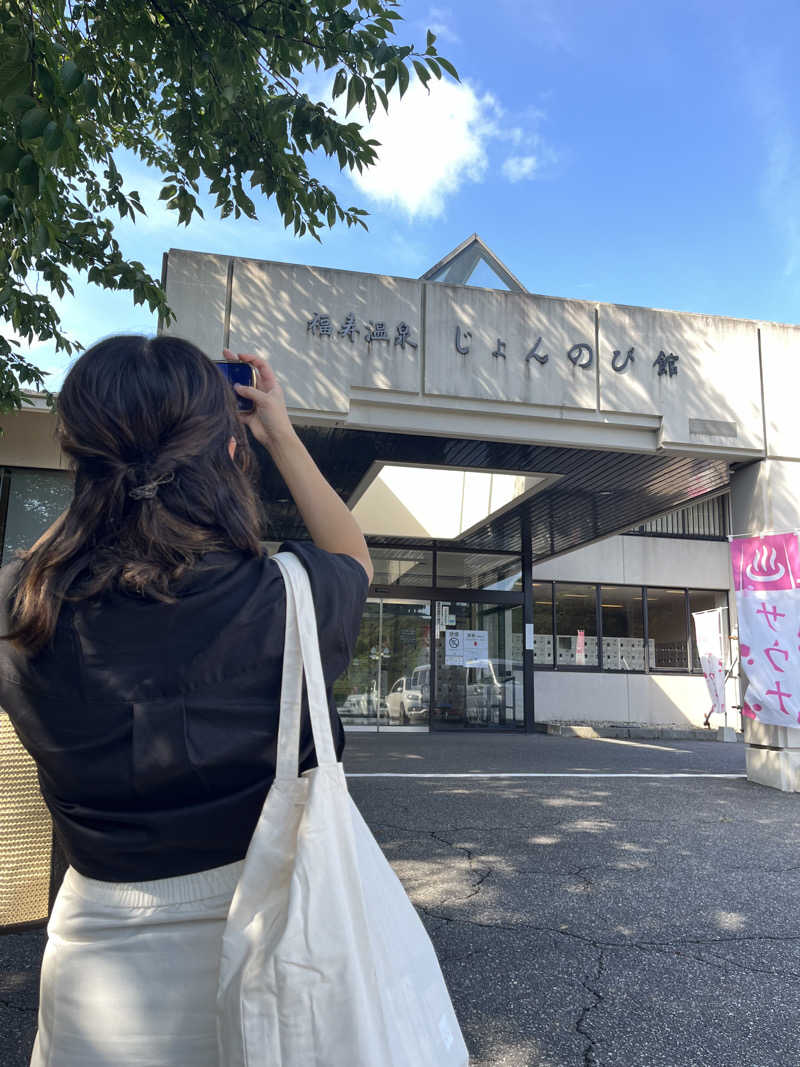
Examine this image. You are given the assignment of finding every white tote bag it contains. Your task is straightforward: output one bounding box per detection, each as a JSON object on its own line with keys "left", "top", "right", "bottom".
{"left": 217, "top": 551, "right": 469, "bottom": 1067}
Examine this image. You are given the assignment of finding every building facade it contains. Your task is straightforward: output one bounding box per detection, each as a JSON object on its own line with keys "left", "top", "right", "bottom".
{"left": 2, "top": 236, "right": 799, "bottom": 780}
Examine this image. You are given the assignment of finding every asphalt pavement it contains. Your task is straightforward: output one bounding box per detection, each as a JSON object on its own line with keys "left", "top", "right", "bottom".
{"left": 7, "top": 732, "right": 800, "bottom": 1066}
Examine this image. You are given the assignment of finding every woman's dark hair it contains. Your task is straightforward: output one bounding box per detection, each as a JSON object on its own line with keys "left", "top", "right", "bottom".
{"left": 2, "top": 334, "right": 268, "bottom": 656}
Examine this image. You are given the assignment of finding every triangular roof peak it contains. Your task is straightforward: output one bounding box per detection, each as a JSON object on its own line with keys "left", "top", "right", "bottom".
{"left": 420, "top": 234, "right": 527, "bottom": 293}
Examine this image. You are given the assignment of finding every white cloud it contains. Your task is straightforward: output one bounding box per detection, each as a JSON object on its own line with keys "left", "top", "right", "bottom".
{"left": 425, "top": 7, "right": 461, "bottom": 44}
{"left": 344, "top": 77, "right": 499, "bottom": 219}
{"left": 318, "top": 68, "right": 558, "bottom": 218}
{"left": 501, "top": 155, "right": 539, "bottom": 182}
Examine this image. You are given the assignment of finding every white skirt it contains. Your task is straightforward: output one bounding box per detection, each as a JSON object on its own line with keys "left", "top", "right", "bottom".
{"left": 31, "top": 858, "right": 246, "bottom": 1067}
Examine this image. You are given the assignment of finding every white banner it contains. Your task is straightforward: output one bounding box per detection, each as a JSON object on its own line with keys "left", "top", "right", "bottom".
{"left": 730, "top": 533, "right": 800, "bottom": 727}
{"left": 692, "top": 608, "right": 727, "bottom": 719}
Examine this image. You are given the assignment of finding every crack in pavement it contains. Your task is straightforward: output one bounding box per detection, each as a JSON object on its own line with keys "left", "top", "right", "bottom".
{"left": 415, "top": 905, "right": 800, "bottom": 961}
{"left": 575, "top": 949, "right": 605, "bottom": 1067}
{"left": 632, "top": 941, "right": 800, "bottom": 981}
{"left": 428, "top": 830, "right": 494, "bottom": 903}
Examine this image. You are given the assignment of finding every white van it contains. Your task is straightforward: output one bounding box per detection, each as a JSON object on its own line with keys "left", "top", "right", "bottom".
{"left": 465, "top": 659, "right": 520, "bottom": 725}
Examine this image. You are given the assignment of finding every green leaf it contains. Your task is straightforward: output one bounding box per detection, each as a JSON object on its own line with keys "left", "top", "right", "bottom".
{"left": 0, "top": 194, "right": 12, "bottom": 221}
{"left": 35, "top": 64, "right": 56, "bottom": 98}
{"left": 346, "top": 75, "right": 364, "bottom": 116}
{"left": 436, "top": 56, "right": 459, "bottom": 80}
{"left": 0, "top": 45, "right": 29, "bottom": 100}
{"left": 0, "top": 141, "right": 21, "bottom": 173}
{"left": 426, "top": 29, "right": 437, "bottom": 49}
{"left": 158, "top": 184, "right": 177, "bottom": 200}
{"left": 81, "top": 79, "right": 98, "bottom": 109}
{"left": 43, "top": 122, "right": 63, "bottom": 151}
{"left": 332, "top": 69, "right": 347, "bottom": 100}
{"left": 3, "top": 94, "right": 36, "bottom": 116}
{"left": 20, "top": 107, "right": 50, "bottom": 140}
{"left": 18, "top": 154, "right": 37, "bottom": 185}
{"left": 381, "top": 63, "right": 397, "bottom": 94}
{"left": 426, "top": 58, "right": 442, "bottom": 80}
{"left": 60, "top": 60, "right": 83, "bottom": 93}
{"left": 232, "top": 185, "right": 255, "bottom": 216}
{"left": 365, "top": 84, "right": 376, "bottom": 120}
{"left": 397, "top": 61, "right": 409, "bottom": 96}
{"left": 413, "top": 61, "right": 430, "bottom": 87}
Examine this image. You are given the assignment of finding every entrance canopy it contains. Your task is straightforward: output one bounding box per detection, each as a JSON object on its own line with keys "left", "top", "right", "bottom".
{"left": 252, "top": 423, "right": 729, "bottom": 558}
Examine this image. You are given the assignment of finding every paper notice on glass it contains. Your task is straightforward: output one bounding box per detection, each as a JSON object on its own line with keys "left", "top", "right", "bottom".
{"left": 444, "top": 629, "right": 464, "bottom": 665}
{"left": 463, "top": 630, "right": 489, "bottom": 666}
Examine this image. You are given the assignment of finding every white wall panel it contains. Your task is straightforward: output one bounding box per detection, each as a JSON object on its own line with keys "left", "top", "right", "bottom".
{"left": 533, "top": 534, "right": 730, "bottom": 589}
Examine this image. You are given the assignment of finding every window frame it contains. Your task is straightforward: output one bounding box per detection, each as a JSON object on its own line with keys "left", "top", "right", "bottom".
{"left": 528, "top": 580, "right": 730, "bottom": 676}
{"left": 553, "top": 581, "right": 601, "bottom": 671}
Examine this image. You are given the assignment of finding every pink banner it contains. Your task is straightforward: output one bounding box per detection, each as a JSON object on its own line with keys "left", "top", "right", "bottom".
{"left": 576, "top": 629, "right": 585, "bottom": 666}
{"left": 730, "top": 532, "right": 800, "bottom": 592}
{"left": 731, "top": 533, "right": 800, "bottom": 728}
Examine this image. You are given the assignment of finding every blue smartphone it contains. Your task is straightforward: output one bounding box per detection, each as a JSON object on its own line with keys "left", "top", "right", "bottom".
{"left": 214, "top": 360, "right": 256, "bottom": 414}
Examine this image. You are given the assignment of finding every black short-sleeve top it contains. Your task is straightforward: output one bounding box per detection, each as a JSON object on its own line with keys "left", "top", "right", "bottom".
{"left": 0, "top": 542, "right": 369, "bottom": 883}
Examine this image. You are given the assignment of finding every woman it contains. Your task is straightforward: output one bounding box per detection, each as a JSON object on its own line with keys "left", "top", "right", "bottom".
{"left": 0, "top": 334, "right": 373, "bottom": 1066}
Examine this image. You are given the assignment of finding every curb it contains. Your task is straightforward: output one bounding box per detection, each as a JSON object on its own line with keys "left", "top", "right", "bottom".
{"left": 542, "top": 724, "right": 743, "bottom": 743}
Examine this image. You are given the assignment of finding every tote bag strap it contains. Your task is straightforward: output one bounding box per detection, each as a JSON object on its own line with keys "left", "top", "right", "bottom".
{"left": 272, "top": 552, "right": 337, "bottom": 780}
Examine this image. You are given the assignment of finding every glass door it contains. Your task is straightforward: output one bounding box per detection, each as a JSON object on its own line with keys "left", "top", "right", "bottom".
{"left": 334, "top": 599, "right": 431, "bottom": 730}
{"left": 432, "top": 601, "right": 524, "bottom": 730}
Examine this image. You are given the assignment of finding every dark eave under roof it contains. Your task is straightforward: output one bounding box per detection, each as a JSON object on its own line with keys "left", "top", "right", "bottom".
{"left": 256, "top": 426, "right": 730, "bottom": 559}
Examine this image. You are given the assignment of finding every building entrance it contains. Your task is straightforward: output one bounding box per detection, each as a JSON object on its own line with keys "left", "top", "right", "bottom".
{"left": 433, "top": 601, "right": 524, "bottom": 730}
{"left": 335, "top": 598, "right": 431, "bottom": 730}
{"left": 335, "top": 594, "right": 525, "bottom": 732}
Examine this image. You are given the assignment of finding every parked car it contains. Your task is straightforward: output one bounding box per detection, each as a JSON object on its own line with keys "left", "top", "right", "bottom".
{"left": 339, "top": 686, "right": 387, "bottom": 721}
{"left": 385, "top": 667, "right": 428, "bottom": 723}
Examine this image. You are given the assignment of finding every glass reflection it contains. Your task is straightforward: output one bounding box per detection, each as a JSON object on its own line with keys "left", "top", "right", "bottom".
{"left": 432, "top": 601, "right": 524, "bottom": 729}
{"left": 335, "top": 599, "right": 430, "bottom": 728}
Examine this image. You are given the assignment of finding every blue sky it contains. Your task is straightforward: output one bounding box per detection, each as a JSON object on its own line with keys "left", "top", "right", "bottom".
{"left": 10, "top": 0, "right": 800, "bottom": 390}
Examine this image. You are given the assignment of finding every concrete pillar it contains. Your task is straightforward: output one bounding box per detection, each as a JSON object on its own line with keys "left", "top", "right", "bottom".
{"left": 731, "top": 459, "right": 800, "bottom": 791}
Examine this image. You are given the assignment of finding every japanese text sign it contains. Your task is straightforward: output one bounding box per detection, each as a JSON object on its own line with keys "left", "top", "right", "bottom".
{"left": 731, "top": 533, "right": 800, "bottom": 727}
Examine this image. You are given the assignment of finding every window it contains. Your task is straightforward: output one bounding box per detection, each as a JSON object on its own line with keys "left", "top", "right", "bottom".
{"left": 1, "top": 468, "right": 74, "bottom": 565}
{"left": 689, "top": 590, "right": 729, "bottom": 672}
{"left": 368, "top": 548, "right": 433, "bottom": 587}
{"left": 530, "top": 575, "right": 729, "bottom": 675}
{"left": 601, "top": 586, "right": 645, "bottom": 671}
{"left": 435, "top": 550, "right": 521, "bottom": 591}
{"left": 626, "top": 495, "right": 727, "bottom": 539}
{"left": 533, "top": 582, "right": 554, "bottom": 666}
{"left": 646, "top": 588, "right": 689, "bottom": 670}
{"left": 555, "top": 583, "right": 598, "bottom": 667}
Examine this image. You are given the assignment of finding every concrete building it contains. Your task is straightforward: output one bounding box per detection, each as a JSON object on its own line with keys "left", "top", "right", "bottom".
{"left": 2, "top": 235, "right": 799, "bottom": 787}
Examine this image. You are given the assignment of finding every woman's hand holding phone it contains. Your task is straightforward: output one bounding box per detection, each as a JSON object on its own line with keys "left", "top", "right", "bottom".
{"left": 222, "top": 350, "right": 373, "bottom": 580}
{"left": 222, "top": 349, "right": 295, "bottom": 451}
